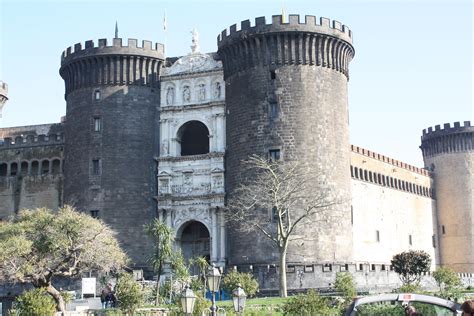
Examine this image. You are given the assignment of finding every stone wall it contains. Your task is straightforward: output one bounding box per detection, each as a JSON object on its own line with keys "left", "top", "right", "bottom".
{"left": 421, "top": 122, "right": 473, "bottom": 272}
{"left": 350, "top": 146, "right": 439, "bottom": 268}
{"left": 60, "top": 38, "right": 165, "bottom": 266}
{"left": 219, "top": 15, "right": 355, "bottom": 266}
{"left": 0, "top": 124, "right": 64, "bottom": 218}
{"left": 232, "top": 263, "right": 474, "bottom": 293}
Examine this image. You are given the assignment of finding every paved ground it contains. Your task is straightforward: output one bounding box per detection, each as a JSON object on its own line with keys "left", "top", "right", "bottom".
{"left": 67, "top": 297, "right": 102, "bottom": 311}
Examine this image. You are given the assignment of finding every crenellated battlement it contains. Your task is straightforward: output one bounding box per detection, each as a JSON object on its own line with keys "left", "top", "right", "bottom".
{"left": 0, "top": 133, "right": 64, "bottom": 149}
{"left": 351, "top": 144, "right": 431, "bottom": 177}
{"left": 420, "top": 121, "right": 473, "bottom": 158}
{"left": 59, "top": 38, "right": 165, "bottom": 97}
{"left": 422, "top": 121, "right": 473, "bottom": 138}
{"left": 61, "top": 38, "right": 164, "bottom": 65}
{"left": 217, "top": 14, "right": 355, "bottom": 79}
{"left": 217, "top": 14, "right": 352, "bottom": 46}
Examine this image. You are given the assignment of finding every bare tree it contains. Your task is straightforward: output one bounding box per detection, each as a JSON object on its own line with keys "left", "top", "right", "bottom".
{"left": 226, "top": 155, "right": 340, "bottom": 297}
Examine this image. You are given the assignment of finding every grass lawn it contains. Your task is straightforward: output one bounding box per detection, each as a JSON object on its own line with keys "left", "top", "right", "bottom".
{"left": 216, "top": 296, "right": 289, "bottom": 307}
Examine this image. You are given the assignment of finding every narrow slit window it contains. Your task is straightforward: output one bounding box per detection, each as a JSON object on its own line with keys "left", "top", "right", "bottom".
{"left": 92, "top": 159, "right": 100, "bottom": 175}
{"left": 94, "top": 90, "right": 101, "bottom": 100}
{"left": 93, "top": 117, "right": 102, "bottom": 132}
{"left": 268, "top": 149, "right": 280, "bottom": 161}
{"left": 269, "top": 102, "right": 278, "bottom": 119}
{"left": 270, "top": 70, "right": 276, "bottom": 80}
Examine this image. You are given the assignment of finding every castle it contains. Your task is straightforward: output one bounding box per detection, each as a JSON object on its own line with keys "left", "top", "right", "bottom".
{"left": 0, "top": 14, "right": 473, "bottom": 292}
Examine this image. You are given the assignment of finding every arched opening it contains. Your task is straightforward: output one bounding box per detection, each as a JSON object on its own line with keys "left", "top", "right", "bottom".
{"left": 178, "top": 221, "right": 210, "bottom": 275}
{"left": 177, "top": 121, "right": 209, "bottom": 156}
{"left": 52, "top": 159, "right": 61, "bottom": 174}
{"left": 10, "top": 162, "right": 18, "bottom": 176}
{"left": 31, "top": 161, "right": 39, "bottom": 175}
{"left": 41, "top": 160, "right": 50, "bottom": 175}
{"left": 0, "top": 163, "right": 7, "bottom": 176}
{"left": 20, "top": 161, "right": 28, "bottom": 176}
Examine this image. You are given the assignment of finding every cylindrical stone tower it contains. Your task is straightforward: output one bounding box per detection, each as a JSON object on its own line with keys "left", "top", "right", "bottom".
{"left": 0, "top": 81, "right": 8, "bottom": 119}
{"left": 218, "top": 15, "right": 355, "bottom": 265}
{"left": 59, "top": 38, "right": 164, "bottom": 266}
{"left": 420, "top": 121, "right": 474, "bottom": 272}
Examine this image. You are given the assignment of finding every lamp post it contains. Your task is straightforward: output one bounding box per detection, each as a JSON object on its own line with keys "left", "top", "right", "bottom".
{"left": 232, "top": 284, "right": 247, "bottom": 315}
{"left": 180, "top": 285, "right": 196, "bottom": 316}
{"left": 206, "top": 264, "right": 222, "bottom": 316}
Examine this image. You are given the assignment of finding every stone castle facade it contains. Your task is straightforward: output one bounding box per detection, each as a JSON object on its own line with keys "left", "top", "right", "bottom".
{"left": 0, "top": 14, "right": 473, "bottom": 291}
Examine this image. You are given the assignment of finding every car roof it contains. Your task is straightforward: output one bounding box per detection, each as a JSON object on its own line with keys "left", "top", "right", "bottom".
{"left": 343, "top": 293, "right": 462, "bottom": 316}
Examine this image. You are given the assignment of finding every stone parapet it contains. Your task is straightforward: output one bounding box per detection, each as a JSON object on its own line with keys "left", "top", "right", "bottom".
{"left": 351, "top": 144, "right": 431, "bottom": 177}
{"left": 0, "top": 133, "right": 63, "bottom": 149}
{"left": 59, "top": 38, "right": 165, "bottom": 97}
{"left": 217, "top": 15, "right": 354, "bottom": 79}
{"left": 61, "top": 38, "right": 164, "bottom": 64}
{"left": 420, "top": 121, "right": 473, "bottom": 158}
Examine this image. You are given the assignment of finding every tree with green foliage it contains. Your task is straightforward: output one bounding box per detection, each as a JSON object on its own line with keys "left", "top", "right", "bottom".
{"left": 0, "top": 206, "right": 127, "bottom": 313}
{"left": 433, "top": 266, "right": 462, "bottom": 299}
{"left": 334, "top": 272, "right": 356, "bottom": 307}
{"left": 12, "top": 288, "right": 56, "bottom": 316}
{"left": 190, "top": 256, "right": 209, "bottom": 287}
{"left": 145, "top": 219, "right": 174, "bottom": 305}
{"left": 222, "top": 270, "right": 259, "bottom": 298}
{"left": 159, "top": 251, "right": 192, "bottom": 304}
{"left": 227, "top": 155, "right": 339, "bottom": 297}
{"left": 115, "top": 272, "right": 144, "bottom": 315}
{"left": 391, "top": 250, "right": 431, "bottom": 286}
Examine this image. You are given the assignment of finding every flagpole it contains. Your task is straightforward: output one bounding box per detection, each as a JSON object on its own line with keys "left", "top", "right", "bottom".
{"left": 163, "top": 10, "right": 167, "bottom": 58}
{"left": 281, "top": 0, "right": 286, "bottom": 23}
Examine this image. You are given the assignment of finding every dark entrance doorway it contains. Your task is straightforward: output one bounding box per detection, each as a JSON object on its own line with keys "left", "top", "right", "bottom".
{"left": 177, "top": 121, "right": 210, "bottom": 156}
{"left": 179, "top": 221, "right": 210, "bottom": 275}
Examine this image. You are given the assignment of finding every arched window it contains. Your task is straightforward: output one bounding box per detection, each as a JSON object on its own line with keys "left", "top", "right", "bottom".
{"left": 41, "top": 160, "right": 50, "bottom": 175}
{"left": 52, "top": 159, "right": 61, "bottom": 174}
{"left": 31, "top": 161, "right": 39, "bottom": 175}
{"left": 10, "top": 162, "right": 18, "bottom": 176}
{"left": 0, "top": 163, "right": 7, "bottom": 176}
{"left": 177, "top": 121, "right": 210, "bottom": 156}
{"left": 20, "top": 161, "right": 28, "bottom": 176}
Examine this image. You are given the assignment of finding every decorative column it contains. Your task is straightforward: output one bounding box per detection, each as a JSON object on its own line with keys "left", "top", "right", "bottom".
{"left": 218, "top": 207, "right": 226, "bottom": 265}
{"left": 211, "top": 209, "right": 218, "bottom": 263}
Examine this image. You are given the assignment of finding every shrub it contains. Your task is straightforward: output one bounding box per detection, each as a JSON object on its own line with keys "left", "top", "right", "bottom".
{"left": 115, "top": 272, "right": 144, "bottom": 315}
{"left": 356, "top": 303, "right": 404, "bottom": 316}
{"left": 192, "top": 291, "right": 211, "bottom": 316}
{"left": 13, "top": 288, "right": 56, "bottom": 316}
{"left": 222, "top": 270, "right": 259, "bottom": 298}
{"left": 334, "top": 272, "right": 356, "bottom": 306}
{"left": 282, "top": 289, "right": 332, "bottom": 316}
{"left": 433, "top": 266, "right": 462, "bottom": 299}
{"left": 397, "top": 283, "right": 422, "bottom": 293}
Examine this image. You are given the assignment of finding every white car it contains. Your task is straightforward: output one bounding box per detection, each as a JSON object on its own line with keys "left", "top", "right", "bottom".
{"left": 344, "top": 293, "right": 462, "bottom": 316}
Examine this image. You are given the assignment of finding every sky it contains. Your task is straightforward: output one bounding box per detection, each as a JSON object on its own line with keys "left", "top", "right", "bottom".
{"left": 0, "top": 0, "right": 472, "bottom": 167}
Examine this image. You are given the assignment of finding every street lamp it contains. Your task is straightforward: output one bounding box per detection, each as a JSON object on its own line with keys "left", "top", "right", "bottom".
{"left": 206, "top": 264, "right": 222, "bottom": 316}
{"left": 232, "top": 284, "right": 247, "bottom": 315}
{"left": 180, "top": 285, "right": 196, "bottom": 316}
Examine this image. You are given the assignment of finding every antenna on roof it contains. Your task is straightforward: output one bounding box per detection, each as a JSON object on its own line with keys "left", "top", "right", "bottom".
{"left": 114, "top": 21, "right": 119, "bottom": 38}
